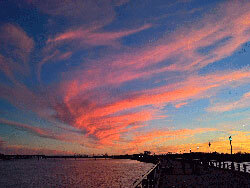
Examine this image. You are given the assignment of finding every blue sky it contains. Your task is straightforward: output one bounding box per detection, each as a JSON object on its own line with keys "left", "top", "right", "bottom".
{"left": 0, "top": 0, "right": 249, "bottom": 155}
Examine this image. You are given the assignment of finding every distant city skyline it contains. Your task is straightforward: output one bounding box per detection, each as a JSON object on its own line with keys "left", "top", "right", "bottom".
{"left": 0, "top": 0, "right": 249, "bottom": 155}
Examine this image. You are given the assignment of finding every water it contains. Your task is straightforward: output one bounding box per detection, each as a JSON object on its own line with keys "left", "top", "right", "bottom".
{"left": 0, "top": 158, "right": 154, "bottom": 188}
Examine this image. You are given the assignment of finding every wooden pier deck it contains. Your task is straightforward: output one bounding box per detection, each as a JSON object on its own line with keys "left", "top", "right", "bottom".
{"left": 157, "top": 159, "right": 250, "bottom": 188}
{"left": 132, "top": 158, "right": 250, "bottom": 188}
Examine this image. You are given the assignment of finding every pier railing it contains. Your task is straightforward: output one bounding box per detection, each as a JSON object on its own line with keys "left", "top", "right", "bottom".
{"left": 132, "top": 162, "right": 160, "bottom": 188}
{"left": 205, "top": 160, "right": 249, "bottom": 173}
{"left": 185, "top": 159, "right": 250, "bottom": 175}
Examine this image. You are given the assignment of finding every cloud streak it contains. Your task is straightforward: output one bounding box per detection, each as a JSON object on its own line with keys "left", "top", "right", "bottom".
{"left": 53, "top": 68, "right": 249, "bottom": 146}
{"left": 47, "top": 24, "right": 152, "bottom": 47}
{"left": 208, "top": 91, "right": 250, "bottom": 112}
{"left": 0, "top": 0, "right": 250, "bottom": 153}
{"left": 0, "top": 24, "right": 34, "bottom": 83}
{"left": 0, "top": 144, "right": 74, "bottom": 155}
{"left": 0, "top": 118, "right": 59, "bottom": 140}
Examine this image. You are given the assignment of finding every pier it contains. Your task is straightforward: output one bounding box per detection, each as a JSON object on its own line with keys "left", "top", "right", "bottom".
{"left": 132, "top": 154, "right": 250, "bottom": 188}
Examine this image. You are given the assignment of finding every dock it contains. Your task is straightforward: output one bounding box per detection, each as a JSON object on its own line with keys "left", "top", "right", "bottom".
{"left": 132, "top": 157, "right": 250, "bottom": 188}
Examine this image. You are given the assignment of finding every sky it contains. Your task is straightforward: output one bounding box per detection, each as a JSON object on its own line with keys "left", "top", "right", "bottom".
{"left": 0, "top": 0, "right": 249, "bottom": 155}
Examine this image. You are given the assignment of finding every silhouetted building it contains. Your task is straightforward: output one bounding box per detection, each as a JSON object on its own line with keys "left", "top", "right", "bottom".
{"left": 144, "top": 151, "right": 151, "bottom": 155}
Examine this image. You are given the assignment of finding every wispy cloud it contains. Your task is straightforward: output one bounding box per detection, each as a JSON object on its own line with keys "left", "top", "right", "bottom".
{"left": 0, "top": 137, "right": 5, "bottom": 147}
{"left": 0, "top": 24, "right": 34, "bottom": 83}
{"left": 208, "top": 91, "right": 250, "bottom": 112}
{"left": 130, "top": 128, "right": 217, "bottom": 145}
{"left": 115, "top": 128, "right": 217, "bottom": 153}
{"left": 47, "top": 24, "right": 152, "bottom": 47}
{"left": 27, "top": 0, "right": 129, "bottom": 29}
{"left": 175, "top": 102, "right": 188, "bottom": 108}
{"left": 0, "top": 144, "right": 74, "bottom": 155}
{"left": 48, "top": 67, "right": 250, "bottom": 146}
{"left": 0, "top": 118, "right": 59, "bottom": 140}
{"left": 0, "top": 0, "right": 250, "bottom": 153}
{"left": 56, "top": 1, "right": 250, "bottom": 94}
{"left": 0, "top": 24, "right": 34, "bottom": 60}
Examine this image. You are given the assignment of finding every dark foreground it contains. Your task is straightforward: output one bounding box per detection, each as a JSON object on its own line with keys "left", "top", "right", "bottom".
{"left": 157, "top": 159, "right": 250, "bottom": 188}
{"left": 133, "top": 158, "right": 250, "bottom": 188}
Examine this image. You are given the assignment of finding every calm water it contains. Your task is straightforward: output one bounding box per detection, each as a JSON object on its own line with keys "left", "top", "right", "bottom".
{"left": 0, "top": 158, "right": 154, "bottom": 188}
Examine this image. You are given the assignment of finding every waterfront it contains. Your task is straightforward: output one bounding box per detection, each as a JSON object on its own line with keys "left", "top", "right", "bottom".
{"left": 156, "top": 159, "right": 250, "bottom": 188}
{"left": 133, "top": 158, "right": 250, "bottom": 188}
{"left": 0, "top": 158, "right": 154, "bottom": 188}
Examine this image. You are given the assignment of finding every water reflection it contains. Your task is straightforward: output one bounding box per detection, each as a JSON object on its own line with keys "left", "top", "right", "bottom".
{"left": 0, "top": 158, "right": 154, "bottom": 188}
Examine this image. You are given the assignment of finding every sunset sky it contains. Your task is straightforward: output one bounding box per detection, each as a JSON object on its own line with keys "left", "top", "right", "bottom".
{"left": 0, "top": 0, "right": 249, "bottom": 155}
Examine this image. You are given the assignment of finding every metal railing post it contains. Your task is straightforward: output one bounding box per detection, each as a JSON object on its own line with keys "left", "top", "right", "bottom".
{"left": 237, "top": 164, "right": 240, "bottom": 172}
{"left": 243, "top": 164, "right": 246, "bottom": 173}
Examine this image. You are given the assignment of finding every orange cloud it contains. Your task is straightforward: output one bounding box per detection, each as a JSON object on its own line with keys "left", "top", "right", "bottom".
{"left": 91, "top": 70, "right": 249, "bottom": 115}
{"left": 53, "top": 68, "right": 249, "bottom": 147}
{"left": 1, "top": 1, "right": 250, "bottom": 153}
{"left": 113, "top": 128, "right": 217, "bottom": 154}
{"left": 130, "top": 128, "right": 216, "bottom": 145}
{"left": 175, "top": 102, "right": 188, "bottom": 108}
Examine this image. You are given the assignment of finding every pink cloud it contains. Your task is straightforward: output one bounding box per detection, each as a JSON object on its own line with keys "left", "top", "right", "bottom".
{"left": 207, "top": 91, "right": 250, "bottom": 112}
{"left": 0, "top": 24, "right": 34, "bottom": 83}
{"left": 114, "top": 128, "right": 217, "bottom": 154}
{"left": 47, "top": 68, "right": 250, "bottom": 149}
{"left": 53, "top": 67, "right": 249, "bottom": 146}
{"left": 130, "top": 128, "right": 216, "bottom": 145}
{"left": 57, "top": 1, "right": 250, "bottom": 95}
{"left": 47, "top": 24, "right": 152, "bottom": 47}
{"left": 0, "top": 118, "right": 59, "bottom": 140}
{"left": 0, "top": 24, "right": 34, "bottom": 55}
{"left": 175, "top": 102, "right": 188, "bottom": 108}
{"left": 0, "top": 137, "right": 5, "bottom": 147}
{"left": 0, "top": 82, "right": 50, "bottom": 116}
{"left": 0, "top": 144, "right": 74, "bottom": 155}
{"left": 0, "top": 24, "right": 34, "bottom": 63}
{"left": 0, "top": 55, "right": 17, "bottom": 83}
{"left": 1, "top": 1, "right": 250, "bottom": 152}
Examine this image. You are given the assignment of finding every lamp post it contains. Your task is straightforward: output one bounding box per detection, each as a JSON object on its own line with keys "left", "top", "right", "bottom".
{"left": 208, "top": 142, "right": 211, "bottom": 153}
{"left": 229, "top": 136, "right": 232, "bottom": 155}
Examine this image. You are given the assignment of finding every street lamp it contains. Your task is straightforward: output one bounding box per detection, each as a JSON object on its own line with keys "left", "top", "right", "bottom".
{"left": 229, "top": 136, "right": 232, "bottom": 155}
